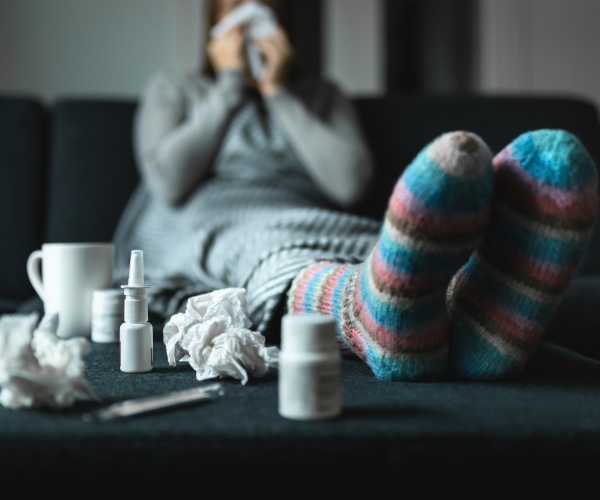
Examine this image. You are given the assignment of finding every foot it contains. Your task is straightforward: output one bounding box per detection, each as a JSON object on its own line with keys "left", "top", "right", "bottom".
{"left": 287, "top": 131, "right": 494, "bottom": 381}
{"left": 447, "top": 129, "right": 598, "bottom": 380}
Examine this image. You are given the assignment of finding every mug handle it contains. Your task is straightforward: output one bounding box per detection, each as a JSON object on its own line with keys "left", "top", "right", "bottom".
{"left": 26, "top": 250, "right": 45, "bottom": 301}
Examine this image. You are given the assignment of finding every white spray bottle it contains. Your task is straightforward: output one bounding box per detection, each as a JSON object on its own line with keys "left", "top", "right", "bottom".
{"left": 120, "top": 249, "right": 153, "bottom": 373}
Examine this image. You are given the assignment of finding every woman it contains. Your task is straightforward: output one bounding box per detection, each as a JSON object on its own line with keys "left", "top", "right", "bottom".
{"left": 114, "top": 0, "right": 598, "bottom": 381}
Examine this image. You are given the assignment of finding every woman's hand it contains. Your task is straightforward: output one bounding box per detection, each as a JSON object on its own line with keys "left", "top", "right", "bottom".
{"left": 207, "top": 25, "right": 246, "bottom": 72}
{"left": 254, "top": 26, "right": 295, "bottom": 96}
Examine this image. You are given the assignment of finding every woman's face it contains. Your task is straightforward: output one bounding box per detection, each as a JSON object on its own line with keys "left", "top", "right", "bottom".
{"left": 215, "top": 0, "right": 280, "bottom": 23}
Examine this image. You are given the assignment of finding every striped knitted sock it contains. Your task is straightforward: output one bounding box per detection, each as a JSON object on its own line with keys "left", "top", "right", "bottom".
{"left": 287, "top": 131, "right": 494, "bottom": 381}
{"left": 447, "top": 129, "right": 598, "bottom": 380}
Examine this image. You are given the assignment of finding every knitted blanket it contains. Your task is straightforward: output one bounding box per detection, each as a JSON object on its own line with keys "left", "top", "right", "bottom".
{"left": 113, "top": 94, "right": 381, "bottom": 338}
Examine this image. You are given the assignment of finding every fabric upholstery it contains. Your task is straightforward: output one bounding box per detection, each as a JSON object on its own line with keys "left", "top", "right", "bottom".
{"left": 45, "top": 99, "right": 139, "bottom": 244}
{"left": 1, "top": 339, "right": 598, "bottom": 498}
{"left": 0, "top": 95, "right": 46, "bottom": 310}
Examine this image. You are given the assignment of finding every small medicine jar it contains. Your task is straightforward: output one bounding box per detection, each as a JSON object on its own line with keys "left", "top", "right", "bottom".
{"left": 278, "top": 313, "right": 342, "bottom": 421}
{"left": 92, "top": 288, "right": 124, "bottom": 343}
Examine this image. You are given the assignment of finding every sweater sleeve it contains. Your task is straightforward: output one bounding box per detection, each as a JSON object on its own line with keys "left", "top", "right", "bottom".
{"left": 264, "top": 79, "right": 375, "bottom": 209}
{"left": 133, "top": 69, "right": 247, "bottom": 205}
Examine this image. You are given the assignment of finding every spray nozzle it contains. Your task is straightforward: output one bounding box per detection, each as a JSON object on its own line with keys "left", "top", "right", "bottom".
{"left": 122, "top": 249, "right": 150, "bottom": 289}
{"left": 128, "top": 249, "right": 145, "bottom": 286}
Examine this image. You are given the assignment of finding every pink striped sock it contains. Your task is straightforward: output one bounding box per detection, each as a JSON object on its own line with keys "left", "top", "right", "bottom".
{"left": 287, "top": 131, "right": 494, "bottom": 381}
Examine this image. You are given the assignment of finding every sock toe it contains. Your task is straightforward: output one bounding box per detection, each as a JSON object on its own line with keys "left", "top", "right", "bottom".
{"left": 428, "top": 131, "right": 492, "bottom": 180}
{"left": 401, "top": 131, "right": 494, "bottom": 219}
{"left": 505, "top": 129, "right": 597, "bottom": 189}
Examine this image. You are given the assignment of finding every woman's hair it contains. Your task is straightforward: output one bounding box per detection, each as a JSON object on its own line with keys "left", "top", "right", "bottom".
{"left": 200, "top": 0, "right": 295, "bottom": 78}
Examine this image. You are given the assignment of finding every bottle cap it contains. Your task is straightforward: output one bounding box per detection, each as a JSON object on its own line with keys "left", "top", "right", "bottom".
{"left": 281, "top": 313, "right": 338, "bottom": 352}
{"left": 92, "top": 288, "right": 124, "bottom": 343}
{"left": 92, "top": 288, "right": 124, "bottom": 313}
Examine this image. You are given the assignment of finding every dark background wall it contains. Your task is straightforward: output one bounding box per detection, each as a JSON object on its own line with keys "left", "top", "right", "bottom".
{"left": 384, "top": 0, "right": 477, "bottom": 94}
{"left": 288, "top": 0, "right": 478, "bottom": 93}
{"left": 1, "top": 0, "right": 598, "bottom": 108}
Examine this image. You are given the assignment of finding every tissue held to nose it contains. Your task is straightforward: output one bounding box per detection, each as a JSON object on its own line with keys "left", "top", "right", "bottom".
{"left": 210, "top": 2, "right": 277, "bottom": 80}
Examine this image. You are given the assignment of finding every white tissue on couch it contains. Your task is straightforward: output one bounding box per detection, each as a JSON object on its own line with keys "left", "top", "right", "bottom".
{"left": 0, "top": 312, "right": 99, "bottom": 409}
{"left": 163, "top": 288, "right": 279, "bottom": 385}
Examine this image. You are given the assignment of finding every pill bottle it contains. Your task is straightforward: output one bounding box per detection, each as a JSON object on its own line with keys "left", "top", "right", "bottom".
{"left": 278, "top": 313, "right": 342, "bottom": 421}
{"left": 91, "top": 288, "right": 124, "bottom": 343}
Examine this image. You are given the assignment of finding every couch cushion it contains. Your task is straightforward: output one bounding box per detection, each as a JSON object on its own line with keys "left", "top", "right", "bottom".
{"left": 2, "top": 339, "right": 600, "bottom": 498}
{"left": 45, "top": 99, "right": 139, "bottom": 244}
{"left": 0, "top": 95, "right": 46, "bottom": 310}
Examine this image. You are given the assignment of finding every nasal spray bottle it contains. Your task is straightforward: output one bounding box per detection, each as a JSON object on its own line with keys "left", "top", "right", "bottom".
{"left": 120, "top": 249, "right": 153, "bottom": 373}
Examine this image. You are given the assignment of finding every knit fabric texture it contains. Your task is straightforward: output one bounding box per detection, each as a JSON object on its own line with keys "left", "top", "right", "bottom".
{"left": 447, "top": 129, "right": 598, "bottom": 379}
{"left": 288, "top": 131, "right": 494, "bottom": 381}
{"left": 113, "top": 92, "right": 381, "bottom": 338}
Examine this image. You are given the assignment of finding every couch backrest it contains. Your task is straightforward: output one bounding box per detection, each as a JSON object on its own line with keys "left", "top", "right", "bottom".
{"left": 2, "top": 92, "right": 600, "bottom": 310}
{"left": 0, "top": 95, "right": 46, "bottom": 309}
{"left": 45, "top": 99, "right": 139, "bottom": 244}
{"left": 353, "top": 93, "right": 600, "bottom": 273}
{"left": 353, "top": 94, "right": 600, "bottom": 215}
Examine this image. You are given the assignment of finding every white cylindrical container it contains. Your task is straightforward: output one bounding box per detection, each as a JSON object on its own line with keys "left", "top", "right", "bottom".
{"left": 120, "top": 321, "right": 153, "bottom": 373}
{"left": 120, "top": 249, "right": 153, "bottom": 373}
{"left": 91, "top": 289, "right": 124, "bottom": 343}
{"left": 278, "top": 313, "right": 342, "bottom": 421}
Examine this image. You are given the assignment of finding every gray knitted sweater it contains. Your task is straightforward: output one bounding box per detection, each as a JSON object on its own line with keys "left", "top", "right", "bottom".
{"left": 113, "top": 68, "right": 381, "bottom": 337}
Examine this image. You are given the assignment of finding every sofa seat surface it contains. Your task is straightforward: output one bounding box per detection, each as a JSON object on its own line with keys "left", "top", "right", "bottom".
{"left": 1, "top": 338, "right": 600, "bottom": 498}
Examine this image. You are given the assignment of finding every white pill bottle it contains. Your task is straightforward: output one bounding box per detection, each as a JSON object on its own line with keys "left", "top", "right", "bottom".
{"left": 278, "top": 313, "right": 342, "bottom": 421}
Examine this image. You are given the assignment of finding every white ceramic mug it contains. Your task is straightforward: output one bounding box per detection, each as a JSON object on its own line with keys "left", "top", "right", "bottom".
{"left": 26, "top": 243, "right": 114, "bottom": 338}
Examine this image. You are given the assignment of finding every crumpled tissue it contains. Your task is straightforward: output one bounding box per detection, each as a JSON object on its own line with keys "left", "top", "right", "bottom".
{"left": 210, "top": 2, "right": 277, "bottom": 80}
{"left": 163, "top": 288, "right": 279, "bottom": 385}
{"left": 0, "top": 312, "right": 99, "bottom": 410}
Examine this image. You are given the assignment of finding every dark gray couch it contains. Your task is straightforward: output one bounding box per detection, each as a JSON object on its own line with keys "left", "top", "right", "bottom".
{"left": 2, "top": 93, "right": 600, "bottom": 498}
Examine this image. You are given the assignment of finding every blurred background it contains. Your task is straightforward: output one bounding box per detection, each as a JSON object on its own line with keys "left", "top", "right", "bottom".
{"left": 1, "top": 0, "right": 599, "bottom": 109}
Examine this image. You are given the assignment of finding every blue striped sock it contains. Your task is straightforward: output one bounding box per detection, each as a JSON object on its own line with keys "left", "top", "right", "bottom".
{"left": 447, "top": 129, "right": 598, "bottom": 379}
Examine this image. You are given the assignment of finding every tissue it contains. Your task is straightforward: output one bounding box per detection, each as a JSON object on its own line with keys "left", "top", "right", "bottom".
{"left": 0, "top": 312, "right": 99, "bottom": 409}
{"left": 164, "top": 288, "right": 279, "bottom": 385}
{"left": 210, "top": 2, "right": 277, "bottom": 80}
